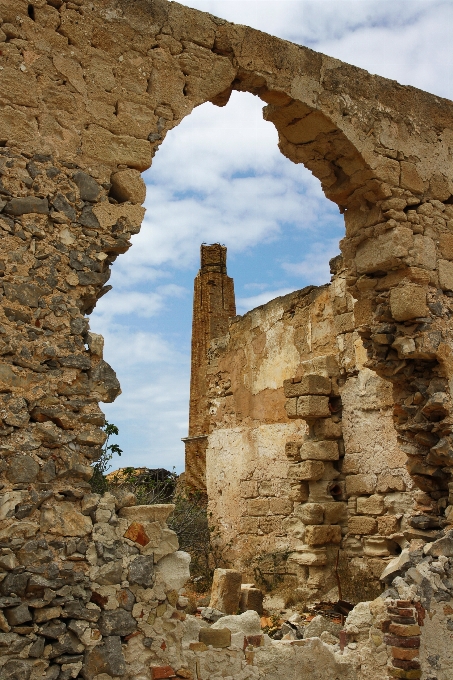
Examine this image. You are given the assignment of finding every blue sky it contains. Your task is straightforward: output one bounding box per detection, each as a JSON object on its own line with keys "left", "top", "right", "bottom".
{"left": 90, "top": 0, "right": 453, "bottom": 474}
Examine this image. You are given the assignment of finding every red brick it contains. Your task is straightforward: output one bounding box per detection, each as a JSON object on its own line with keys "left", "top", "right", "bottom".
{"left": 392, "top": 648, "right": 419, "bottom": 661}
{"left": 152, "top": 667, "right": 176, "bottom": 680}
{"left": 413, "top": 601, "right": 425, "bottom": 627}
{"left": 384, "top": 635, "right": 420, "bottom": 649}
{"left": 392, "top": 659, "right": 421, "bottom": 671}
{"left": 389, "top": 615, "right": 416, "bottom": 625}
{"left": 388, "top": 607, "right": 414, "bottom": 617}
{"left": 396, "top": 600, "right": 412, "bottom": 607}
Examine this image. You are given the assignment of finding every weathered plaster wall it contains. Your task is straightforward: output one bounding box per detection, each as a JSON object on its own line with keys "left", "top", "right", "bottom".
{"left": 204, "top": 268, "right": 416, "bottom": 601}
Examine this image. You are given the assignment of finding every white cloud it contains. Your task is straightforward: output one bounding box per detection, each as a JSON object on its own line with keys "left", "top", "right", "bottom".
{"left": 237, "top": 288, "right": 296, "bottom": 313}
{"left": 282, "top": 239, "right": 341, "bottom": 286}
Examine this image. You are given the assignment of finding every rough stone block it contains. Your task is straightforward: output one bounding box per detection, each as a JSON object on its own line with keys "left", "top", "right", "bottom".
{"left": 378, "top": 515, "right": 401, "bottom": 536}
{"left": 300, "top": 440, "right": 339, "bottom": 461}
{"left": 283, "top": 375, "right": 331, "bottom": 398}
{"left": 269, "top": 497, "right": 293, "bottom": 515}
{"left": 438, "top": 259, "right": 453, "bottom": 291}
{"left": 356, "top": 495, "right": 385, "bottom": 515}
{"left": 335, "top": 312, "right": 355, "bottom": 334}
{"left": 355, "top": 227, "right": 413, "bottom": 274}
{"left": 297, "top": 503, "right": 324, "bottom": 525}
{"left": 288, "top": 548, "right": 327, "bottom": 566}
{"left": 400, "top": 161, "right": 424, "bottom": 194}
{"left": 285, "top": 442, "right": 301, "bottom": 461}
{"left": 285, "top": 398, "right": 298, "bottom": 419}
{"left": 297, "top": 396, "right": 330, "bottom": 419}
{"left": 110, "top": 168, "right": 146, "bottom": 204}
{"left": 346, "top": 474, "right": 376, "bottom": 496}
{"left": 312, "top": 419, "right": 343, "bottom": 440}
{"left": 323, "top": 502, "right": 347, "bottom": 525}
{"left": 246, "top": 499, "right": 269, "bottom": 516}
{"left": 288, "top": 461, "right": 325, "bottom": 481}
{"left": 128, "top": 555, "right": 155, "bottom": 587}
{"left": 348, "top": 516, "right": 378, "bottom": 535}
{"left": 389, "top": 284, "right": 429, "bottom": 321}
{"left": 439, "top": 233, "right": 453, "bottom": 260}
{"left": 240, "top": 586, "right": 263, "bottom": 615}
{"left": 305, "top": 525, "right": 342, "bottom": 545}
{"left": 209, "top": 569, "right": 242, "bottom": 615}
{"left": 199, "top": 627, "right": 231, "bottom": 648}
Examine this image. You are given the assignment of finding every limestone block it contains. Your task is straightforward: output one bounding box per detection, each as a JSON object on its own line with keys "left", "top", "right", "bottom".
{"left": 288, "top": 461, "right": 325, "bottom": 481}
{"left": 288, "top": 548, "right": 327, "bottom": 566}
{"left": 198, "top": 627, "right": 231, "bottom": 648}
{"left": 283, "top": 375, "right": 331, "bottom": 398}
{"left": 285, "top": 442, "right": 301, "bottom": 461}
{"left": 303, "top": 614, "right": 342, "bottom": 639}
{"left": 40, "top": 502, "right": 92, "bottom": 537}
{"left": 345, "top": 474, "right": 376, "bottom": 496}
{"left": 439, "top": 233, "right": 453, "bottom": 260}
{"left": 312, "top": 419, "right": 343, "bottom": 440}
{"left": 355, "top": 226, "right": 413, "bottom": 274}
{"left": 246, "top": 499, "right": 269, "bottom": 516}
{"left": 269, "top": 497, "right": 293, "bottom": 515}
{"left": 209, "top": 569, "right": 242, "bottom": 615}
{"left": 400, "top": 161, "right": 424, "bottom": 193}
{"left": 356, "top": 495, "right": 385, "bottom": 515}
{"left": 363, "top": 537, "right": 392, "bottom": 557}
{"left": 289, "top": 482, "right": 309, "bottom": 503}
{"left": 155, "top": 551, "right": 191, "bottom": 591}
{"left": 240, "top": 586, "right": 263, "bottom": 615}
{"left": 335, "top": 312, "right": 355, "bottom": 335}
{"left": 82, "top": 124, "right": 151, "bottom": 171}
{"left": 438, "top": 259, "right": 453, "bottom": 291}
{"left": 285, "top": 397, "right": 298, "bottom": 419}
{"left": 110, "top": 169, "right": 147, "bottom": 204}
{"left": 308, "top": 480, "right": 335, "bottom": 503}
{"left": 297, "top": 395, "right": 330, "bottom": 418}
{"left": 347, "top": 516, "right": 378, "bottom": 535}
{"left": 410, "top": 234, "right": 436, "bottom": 269}
{"left": 389, "top": 284, "right": 429, "bottom": 321}
{"left": 300, "top": 440, "right": 339, "bottom": 461}
{"left": 305, "top": 525, "right": 342, "bottom": 545}
{"left": 211, "top": 610, "right": 261, "bottom": 635}
{"left": 323, "top": 502, "right": 348, "bottom": 525}
{"left": 296, "top": 503, "right": 324, "bottom": 525}
{"left": 119, "top": 504, "right": 174, "bottom": 524}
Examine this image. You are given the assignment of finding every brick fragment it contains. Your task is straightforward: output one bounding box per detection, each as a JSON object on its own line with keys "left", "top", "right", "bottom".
{"left": 151, "top": 667, "right": 176, "bottom": 679}
{"left": 392, "top": 659, "right": 421, "bottom": 671}
{"left": 391, "top": 647, "right": 419, "bottom": 661}
{"left": 384, "top": 635, "right": 420, "bottom": 649}
{"left": 388, "top": 623, "right": 421, "bottom": 637}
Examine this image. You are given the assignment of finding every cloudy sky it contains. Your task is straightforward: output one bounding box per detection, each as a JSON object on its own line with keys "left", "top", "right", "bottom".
{"left": 91, "top": 0, "right": 453, "bottom": 474}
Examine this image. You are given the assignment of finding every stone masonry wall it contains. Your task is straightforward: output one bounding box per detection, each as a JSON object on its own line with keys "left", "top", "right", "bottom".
{"left": 204, "top": 263, "right": 416, "bottom": 602}
{"left": 0, "top": 0, "right": 453, "bottom": 676}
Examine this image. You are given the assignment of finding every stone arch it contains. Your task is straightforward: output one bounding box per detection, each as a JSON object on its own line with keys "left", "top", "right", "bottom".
{"left": 1, "top": 0, "right": 453, "bottom": 676}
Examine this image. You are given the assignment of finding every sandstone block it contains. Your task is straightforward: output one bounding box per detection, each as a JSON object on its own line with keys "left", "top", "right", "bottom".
{"left": 288, "top": 548, "right": 327, "bottom": 566}
{"left": 209, "top": 569, "right": 242, "bottom": 615}
{"left": 335, "top": 312, "right": 355, "bottom": 334}
{"left": 119, "top": 504, "right": 174, "bottom": 523}
{"left": 400, "top": 162, "right": 424, "bottom": 194}
{"left": 356, "top": 494, "right": 385, "bottom": 515}
{"left": 438, "top": 259, "right": 453, "bottom": 291}
{"left": 346, "top": 475, "right": 376, "bottom": 496}
{"left": 288, "top": 461, "right": 325, "bottom": 481}
{"left": 389, "top": 284, "right": 428, "bottom": 321}
{"left": 110, "top": 169, "right": 146, "bottom": 204}
{"left": 297, "top": 503, "right": 324, "bottom": 525}
{"left": 348, "top": 516, "right": 378, "bottom": 535}
{"left": 305, "top": 525, "right": 341, "bottom": 545}
{"left": 300, "top": 440, "right": 339, "bottom": 461}
{"left": 82, "top": 125, "right": 151, "bottom": 171}
{"left": 312, "top": 419, "right": 343, "bottom": 440}
{"left": 363, "top": 537, "right": 392, "bottom": 557}
{"left": 388, "top": 623, "right": 421, "bottom": 637}
{"left": 285, "top": 442, "right": 301, "bottom": 460}
{"left": 246, "top": 499, "right": 269, "bottom": 516}
{"left": 439, "top": 233, "right": 453, "bottom": 260}
{"left": 355, "top": 227, "right": 413, "bottom": 274}
{"left": 283, "top": 375, "right": 331, "bottom": 398}
{"left": 285, "top": 398, "right": 298, "bottom": 419}
{"left": 297, "top": 395, "right": 330, "bottom": 418}
{"left": 198, "top": 627, "right": 231, "bottom": 648}
{"left": 378, "top": 515, "right": 401, "bottom": 536}
{"left": 269, "top": 497, "right": 293, "bottom": 515}
{"left": 240, "top": 586, "right": 263, "bottom": 615}
{"left": 40, "top": 503, "right": 92, "bottom": 537}
{"left": 323, "top": 502, "right": 347, "bottom": 525}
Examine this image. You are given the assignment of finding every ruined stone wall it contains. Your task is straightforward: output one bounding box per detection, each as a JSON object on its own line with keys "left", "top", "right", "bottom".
{"left": 0, "top": 0, "right": 453, "bottom": 676}
{"left": 204, "top": 263, "right": 417, "bottom": 602}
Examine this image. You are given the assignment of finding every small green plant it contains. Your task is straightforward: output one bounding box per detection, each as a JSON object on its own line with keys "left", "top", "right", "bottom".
{"left": 89, "top": 421, "right": 123, "bottom": 494}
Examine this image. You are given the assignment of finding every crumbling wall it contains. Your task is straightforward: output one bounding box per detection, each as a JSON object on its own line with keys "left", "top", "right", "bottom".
{"left": 0, "top": 0, "right": 452, "bottom": 677}
{"left": 205, "top": 264, "right": 415, "bottom": 603}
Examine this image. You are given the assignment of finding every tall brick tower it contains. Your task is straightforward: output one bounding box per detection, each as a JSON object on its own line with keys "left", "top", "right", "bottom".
{"left": 184, "top": 244, "right": 236, "bottom": 490}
